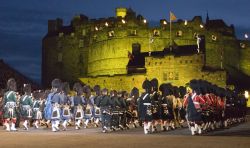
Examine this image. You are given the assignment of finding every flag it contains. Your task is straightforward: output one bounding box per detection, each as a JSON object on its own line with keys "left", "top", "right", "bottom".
{"left": 170, "top": 11, "right": 177, "bottom": 21}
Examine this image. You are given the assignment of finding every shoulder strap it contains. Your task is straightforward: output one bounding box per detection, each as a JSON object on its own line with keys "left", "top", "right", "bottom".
{"left": 6, "top": 91, "right": 14, "bottom": 99}
{"left": 142, "top": 93, "right": 149, "bottom": 100}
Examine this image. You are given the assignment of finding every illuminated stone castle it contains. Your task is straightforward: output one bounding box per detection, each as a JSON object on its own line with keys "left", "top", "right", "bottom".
{"left": 42, "top": 8, "right": 250, "bottom": 91}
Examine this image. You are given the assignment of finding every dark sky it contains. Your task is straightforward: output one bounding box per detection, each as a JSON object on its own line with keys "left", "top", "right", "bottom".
{"left": 0, "top": 0, "right": 249, "bottom": 84}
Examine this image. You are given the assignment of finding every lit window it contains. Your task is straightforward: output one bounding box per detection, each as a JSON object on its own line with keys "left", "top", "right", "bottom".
{"left": 105, "top": 22, "right": 109, "bottom": 27}
{"left": 240, "top": 43, "right": 246, "bottom": 49}
{"left": 108, "top": 30, "right": 114, "bottom": 37}
{"left": 122, "top": 19, "right": 126, "bottom": 24}
{"left": 212, "top": 35, "right": 217, "bottom": 41}
{"left": 163, "top": 20, "right": 167, "bottom": 25}
{"left": 143, "top": 19, "right": 147, "bottom": 24}
{"left": 200, "top": 24, "right": 204, "bottom": 28}
{"left": 176, "top": 30, "right": 183, "bottom": 37}
{"left": 95, "top": 26, "right": 98, "bottom": 31}
{"left": 153, "top": 29, "right": 160, "bottom": 36}
{"left": 184, "top": 20, "right": 188, "bottom": 26}
{"left": 82, "top": 29, "right": 86, "bottom": 36}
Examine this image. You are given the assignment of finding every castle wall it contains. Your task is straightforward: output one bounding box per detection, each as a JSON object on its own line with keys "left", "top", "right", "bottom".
{"left": 145, "top": 54, "right": 226, "bottom": 87}
{"left": 79, "top": 54, "right": 226, "bottom": 93}
{"left": 42, "top": 34, "right": 88, "bottom": 87}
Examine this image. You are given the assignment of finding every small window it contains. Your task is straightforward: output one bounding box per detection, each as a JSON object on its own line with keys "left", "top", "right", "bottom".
{"left": 163, "top": 72, "right": 168, "bottom": 81}
{"left": 82, "top": 29, "right": 86, "bottom": 36}
{"left": 130, "top": 30, "right": 137, "bottom": 36}
{"left": 58, "top": 53, "right": 63, "bottom": 62}
{"left": 176, "top": 30, "right": 183, "bottom": 37}
{"left": 59, "top": 32, "right": 64, "bottom": 37}
{"left": 155, "top": 62, "right": 157, "bottom": 65}
{"left": 148, "top": 62, "right": 150, "bottom": 65}
{"left": 185, "top": 60, "right": 188, "bottom": 64}
{"left": 79, "top": 39, "right": 84, "bottom": 48}
{"left": 180, "top": 60, "right": 182, "bottom": 64}
{"left": 190, "top": 60, "right": 192, "bottom": 63}
{"left": 108, "top": 30, "right": 114, "bottom": 37}
{"left": 174, "top": 73, "right": 179, "bottom": 80}
{"left": 240, "top": 43, "right": 246, "bottom": 49}
{"left": 212, "top": 35, "right": 217, "bottom": 41}
{"left": 93, "top": 35, "right": 97, "bottom": 41}
{"left": 153, "top": 29, "right": 160, "bottom": 36}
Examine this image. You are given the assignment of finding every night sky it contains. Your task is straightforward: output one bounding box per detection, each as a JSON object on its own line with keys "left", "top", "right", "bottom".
{"left": 0, "top": 0, "right": 249, "bottom": 84}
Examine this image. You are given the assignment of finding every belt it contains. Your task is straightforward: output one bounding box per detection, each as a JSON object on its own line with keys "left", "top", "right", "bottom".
{"left": 143, "top": 103, "right": 151, "bottom": 106}
{"left": 5, "top": 102, "right": 16, "bottom": 108}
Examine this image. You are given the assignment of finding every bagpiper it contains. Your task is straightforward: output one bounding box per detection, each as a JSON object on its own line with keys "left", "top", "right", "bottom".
{"left": 60, "top": 82, "right": 72, "bottom": 130}
{"left": 92, "top": 85, "right": 102, "bottom": 127}
{"left": 72, "top": 82, "right": 84, "bottom": 130}
{"left": 3, "top": 78, "right": 18, "bottom": 131}
{"left": 83, "top": 85, "right": 93, "bottom": 128}
{"left": 20, "top": 84, "right": 33, "bottom": 130}
{"left": 32, "top": 90, "right": 43, "bottom": 129}
{"left": 44, "top": 78, "right": 62, "bottom": 132}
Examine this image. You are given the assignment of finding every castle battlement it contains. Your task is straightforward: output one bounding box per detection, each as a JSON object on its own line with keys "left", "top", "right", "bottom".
{"left": 42, "top": 7, "right": 250, "bottom": 90}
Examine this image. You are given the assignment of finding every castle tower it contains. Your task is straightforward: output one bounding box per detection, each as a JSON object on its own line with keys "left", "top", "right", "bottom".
{"left": 116, "top": 7, "right": 127, "bottom": 18}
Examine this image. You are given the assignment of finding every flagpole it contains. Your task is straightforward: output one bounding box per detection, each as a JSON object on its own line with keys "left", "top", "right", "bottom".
{"left": 170, "top": 11, "right": 172, "bottom": 47}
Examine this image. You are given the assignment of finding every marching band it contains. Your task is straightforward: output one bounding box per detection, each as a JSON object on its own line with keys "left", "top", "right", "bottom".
{"left": 0, "top": 78, "right": 247, "bottom": 135}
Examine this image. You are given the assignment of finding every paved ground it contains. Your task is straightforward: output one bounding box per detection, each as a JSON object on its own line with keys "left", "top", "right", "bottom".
{"left": 0, "top": 116, "right": 250, "bottom": 148}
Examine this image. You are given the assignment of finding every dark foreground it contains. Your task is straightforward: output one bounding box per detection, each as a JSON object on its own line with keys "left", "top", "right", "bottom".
{"left": 0, "top": 116, "right": 250, "bottom": 148}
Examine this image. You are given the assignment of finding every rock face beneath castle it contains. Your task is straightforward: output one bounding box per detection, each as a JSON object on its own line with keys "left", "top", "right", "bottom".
{"left": 42, "top": 8, "right": 250, "bottom": 90}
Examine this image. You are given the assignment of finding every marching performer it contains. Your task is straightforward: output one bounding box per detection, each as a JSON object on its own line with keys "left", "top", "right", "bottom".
{"left": 3, "top": 78, "right": 18, "bottom": 131}
{"left": 110, "top": 90, "right": 120, "bottom": 131}
{"left": 159, "top": 83, "right": 175, "bottom": 131}
{"left": 92, "top": 85, "right": 102, "bottom": 127}
{"left": 60, "top": 82, "right": 72, "bottom": 131}
{"left": 96, "top": 88, "right": 112, "bottom": 133}
{"left": 150, "top": 78, "right": 161, "bottom": 132}
{"left": 20, "top": 84, "right": 33, "bottom": 130}
{"left": 83, "top": 85, "right": 93, "bottom": 128}
{"left": 128, "top": 87, "right": 139, "bottom": 128}
{"left": 32, "top": 91, "right": 43, "bottom": 129}
{"left": 72, "top": 82, "right": 84, "bottom": 130}
{"left": 44, "top": 78, "right": 62, "bottom": 132}
{"left": 184, "top": 80, "right": 205, "bottom": 135}
{"left": 138, "top": 79, "right": 153, "bottom": 134}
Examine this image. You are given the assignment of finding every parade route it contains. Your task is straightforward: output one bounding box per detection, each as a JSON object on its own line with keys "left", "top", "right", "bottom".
{"left": 0, "top": 116, "right": 250, "bottom": 148}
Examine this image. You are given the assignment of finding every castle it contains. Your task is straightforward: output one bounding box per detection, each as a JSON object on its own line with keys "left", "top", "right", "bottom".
{"left": 42, "top": 8, "right": 250, "bottom": 91}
